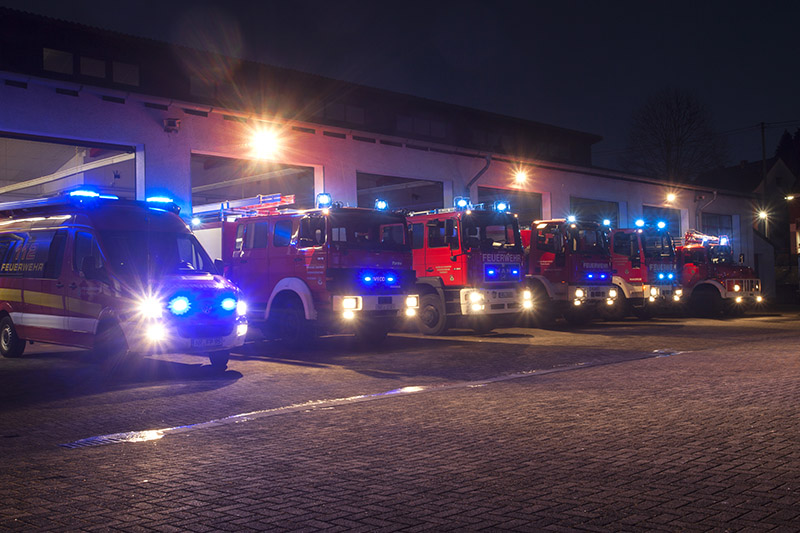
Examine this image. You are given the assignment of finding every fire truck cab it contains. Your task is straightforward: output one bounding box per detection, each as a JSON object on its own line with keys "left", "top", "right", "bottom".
{"left": 523, "top": 218, "right": 617, "bottom": 324}
{"left": 0, "top": 191, "right": 247, "bottom": 370}
{"left": 407, "top": 198, "right": 531, "bottom": 335}
{"left": 606, "top": 223, "right": 682, "bottom": 319}
{"left": 194, "top": 194, "right": 419, "bottom": 345}
{"left": 677, "top": 230, "right": 763, "bottom": 316}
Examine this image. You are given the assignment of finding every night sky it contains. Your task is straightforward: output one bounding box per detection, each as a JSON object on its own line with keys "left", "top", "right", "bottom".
{"left": 2, "top": 0, "right": 799, "bottom": 170}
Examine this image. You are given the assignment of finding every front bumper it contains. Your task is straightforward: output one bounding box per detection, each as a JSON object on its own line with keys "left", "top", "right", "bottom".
{"left": 459, "top": 287, "right": 531, "bottom": 315}
{"left": 331, "top": 293, "right": 420, "bottom": 322}
{"left": 569, "top": 285, "right": 617, "bottom": 307}
{"left": 123, "top": 316, "right": 247, "bottom": 355}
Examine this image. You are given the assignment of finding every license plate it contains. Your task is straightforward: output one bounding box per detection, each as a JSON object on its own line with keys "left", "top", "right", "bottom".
{"left": 498, "top": 291, "right": 513, "bottom": 299}
{"left": 192, "top": 337, "right": 223, "bottom": 348}
{"left": 375, "top": 304, "right": 396, "bottom": 310}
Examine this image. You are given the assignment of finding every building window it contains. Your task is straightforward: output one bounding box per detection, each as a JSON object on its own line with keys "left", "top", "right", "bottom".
{"left": 643, "top": 206, "right": 681, "bottom": 235}
{"left": 43, "top": 48, "right": 73, "bottom": 74}
{"left": 570, "top": 196, "right": 619, "bottom": 227}
{"left": 80, "top": 57, "right": 106, "bottom": 78}
{"left": 702, "top": 213, "right": 733, "bottom": 237}
{"left": 112, "top": 61, "right": 139, "bottom": 86}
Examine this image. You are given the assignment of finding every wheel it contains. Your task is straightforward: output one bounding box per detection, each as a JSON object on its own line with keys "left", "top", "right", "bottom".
{"left": 355, "top": 318, "right": 392, "bottom": 345}
{"left": 692, "top": 289, "right": 723, "bottom": 318}
{"left": 275, "top": 298, "right": 314, "bottom": 347}
{"left": 0, "top": 316, "right": 25, "bottom": 358}
{"left": 529, "top": 286, "right": 555, "bottom": 328}
{"left": 603, "top": 289, "right": 628, "bottom": 321}
{"left": 92, "top": 320, "right": 129, "bottom": 361}
{"left": 416, "top": 293, "right": 449, "bottom": 335}
{"left": 209, "top": 350, "right": 230, "bottom": 371}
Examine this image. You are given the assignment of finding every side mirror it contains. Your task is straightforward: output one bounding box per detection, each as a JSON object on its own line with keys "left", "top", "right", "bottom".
{"left": 450, "top": 255, "right": 457, "bottom": 262}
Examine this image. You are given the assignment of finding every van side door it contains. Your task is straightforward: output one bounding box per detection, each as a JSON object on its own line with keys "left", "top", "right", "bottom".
{"left": 63, "top": 230, "right": 110, "bottom": 348}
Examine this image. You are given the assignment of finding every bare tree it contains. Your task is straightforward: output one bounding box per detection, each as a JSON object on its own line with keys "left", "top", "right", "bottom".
{"left": 621, "top": 88, "right": 727, "bottom": 182}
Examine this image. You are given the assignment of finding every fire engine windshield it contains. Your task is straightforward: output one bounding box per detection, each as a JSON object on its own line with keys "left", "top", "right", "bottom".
{"left": 461, "top": 213, "right": 521, "bottom": 252}
{"left": 100, "top": 230, "right": 217, "bottom": 280}
{"left": 643, "top": 231, "right": 675, "bottom": 258}
{"left": 709, "top": 245, "right": 735, "bottom": 264}
{"left": 566, "top": 225, "right": 608, "bottom": 256}
{"left": 329, "top": 211, "right": 409, "bottom": 251}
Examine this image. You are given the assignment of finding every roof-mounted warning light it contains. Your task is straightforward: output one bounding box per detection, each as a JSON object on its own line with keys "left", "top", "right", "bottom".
{"left": 567, "top": 215, "right": 577, "bottom": 223}
{"left": 657, "top": 221, "right": 667, "bottom": 229}
{"left": 454, "top": 197, "right": 471, "bottom": 210}
{"left": 493, "top": 200, "right": 510, "bottom": 212}
{"left": 316, "top": 193, "right": 333, "bottom": 209}
{"left": 635, "top": 219, "right": 645, "bottom": 227}
{"left": 719, "top": 235, "right": 729, "bottom": 246}
{"left": 602, "top": 219, "right": 611, "bottom": 227}
{"left": 374, "top": 199, "right": 389, "bottom": 211}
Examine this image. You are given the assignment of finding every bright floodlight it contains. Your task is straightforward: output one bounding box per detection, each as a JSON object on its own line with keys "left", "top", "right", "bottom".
{"left": 514, "top": 170, "right": 528, "bottom": 184}
{"left": 374, "top": 199, "right": 389, "bottom": 210}
{"left": 666, "top": 193, "right": 677, "bottom": 202}
{"left": 635, "top": 219, "right": 645, "bottom": 227}
{"left": 250, "top": 128, "right": 281, "bottom": 159}
{"left": 191, "top": 217, "right": 201, "bottom": 226}
{"left": 316, "top": 193, "right": 333, "bottom": 208}
{"left": 758, "top": 211, "right": 768, "bottom": 220}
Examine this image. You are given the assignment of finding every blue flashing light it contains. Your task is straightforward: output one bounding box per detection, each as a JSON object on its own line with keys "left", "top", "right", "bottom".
{"left": 512, "top": 269, "right": 519, "bottom": 275}
{"left": 658, "top": 273, "right": 665, "bottom": 280}
{"left": 587, "top": 273, "right": 594, "bottom": 279}
{"left": 146, "top": 196, "right": 174, "bottom": 204}
{"left": 493, "top": 200, "right": 509, "bottom": 212}
{"left": 363, "top": 275, "right": 373, "bottom": 283}
{"left": 98, "top": 194, "right": 119, "bottom": 200}
{"left": 168, "top": 296, "right": 191, "bottom": 316}
{"left": 600, "top": 273, "right": 607, "bottom": 279}
{"left": 657, "top": 221, "right": 667, "bottom": 229}
{"left": 221, "top": 297, "right": 237, "bottom": 311}
{"left": 374, "top": 199, "right": 389, "bottom": 211}
{"left": 191, "top": 217, "right": 201, "bottom": 226}
{"left": 386, "top": 275, "right": 396, "bottom": 283}
{"left": 567, "top": 215, "right": 577, "bottom": 223}
{"left": 635, "top": 219, "right": 645, "bottom": 227}
{"left": 603, "top": 219, "right": 611, "bottom": 226}
{"left": 719, "top": 236, "right": 729, "bottom": 246}
{"left": 488, "top": 269, "right": 496, "bottom": 275}
{"left": 316, "top": 192, "right": 333, "bottom": 209}
{"left": 668, "top": 273, "right": 674, "bottom": 280}
{"left": 454, "top": 197, "right": 470, "bottom": 209}
{"left": 69, "top": 190, "right": 100, "bottom": 198}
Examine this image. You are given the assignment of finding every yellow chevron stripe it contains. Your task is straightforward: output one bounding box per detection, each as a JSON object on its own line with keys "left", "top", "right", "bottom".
{"left": 65, "top": 297, "right": 102, "bottom": 317}
{"left": 0, "top": 288, "right": 22, "bottom": 302}
{"left": 23, "top": 290, "right": 64, "bottom": 309}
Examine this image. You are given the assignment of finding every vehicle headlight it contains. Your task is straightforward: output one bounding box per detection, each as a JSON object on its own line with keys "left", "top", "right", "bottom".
{"left": 236, "top": 300, "right": 248, "bottom": 316}
{"left": 406, "top": 295, "right": 419, "bottom": 308}
{"left": 575, "top": 288, "right": 585, "bottom": 298}
{"left": 756, "top": 296, "right": 763, "bottom": 303}
{"left": 342, "top": 296, "right": 362, "bottom": 310}
{"left": 735, "top": 296, "right": 743, "bottom": 303}
{"left": 675, "top": 289, "right": 683, "bottom": 296}
{"left": 523, "top": 290, "right": 532, "bottom": 300}
{"left": 146, "top": 322, "right": 167, "bottom": 342}
{"left": 138, "top": 297, "right": 163, "bottom": 319}
{"left": 733, "top": 284, "right": 741, "bottom": 292}
{"left": 649, "top": 287, "right": 658, "bottom": 297}
{"left": 468, "top": 291, "right": 484, "bottom": 303}
{"left": 609, "top": 288, "right": 618, "bottom": 298}
{"left": 221, "top": 297, "right": 237, "bottom": 311}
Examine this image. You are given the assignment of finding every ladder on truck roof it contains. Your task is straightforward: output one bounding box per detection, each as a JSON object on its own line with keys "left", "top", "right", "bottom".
{"left": 192, "top": 193, "right": 295, "bottom": 222}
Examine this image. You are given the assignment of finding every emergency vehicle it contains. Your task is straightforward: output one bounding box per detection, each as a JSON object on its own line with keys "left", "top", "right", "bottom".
{"left": 676, "top": 230, "right": 763, "bottom": 316}
{"left": 407, "top": 198, "right": 531, "bottom": 335}
{"left": 522, "top": 218, "right": 617, "bottom": 325}
{"left": 0, "top": 191, "right": 247, "bottom": 370}
{"left": 193, "top": 193, "right": 419, "bottom": 345}
{"left": 606, "top": 221, "right": 683, "bottom": 319}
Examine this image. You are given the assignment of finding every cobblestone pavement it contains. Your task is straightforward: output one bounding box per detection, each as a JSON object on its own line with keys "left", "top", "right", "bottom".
{"left": 1, "top": 311, "right": 799, "bottom": 531}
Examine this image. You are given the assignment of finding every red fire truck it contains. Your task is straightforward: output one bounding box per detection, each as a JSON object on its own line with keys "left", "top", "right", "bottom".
{"left": 606, "top": 223, "right": 683, "bottom": 319}
{"left": 0, "top": 190, "right": 247, "bottom": 370}
{"left": 677, "top": 230, "right": 763, "bottom": 316}
{"left": 193, "top": 193, "right": 419, "bottom": 345}
{"left": 522, "top": 217, "right": 617, "bottom": 325}
{"left": 406, "top": 198, "right": 531, "bottom": 335}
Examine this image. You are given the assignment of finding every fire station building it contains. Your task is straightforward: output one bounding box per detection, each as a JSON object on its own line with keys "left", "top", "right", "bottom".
{"left": 0, "top": 8, "right": 774, "bottom": 295}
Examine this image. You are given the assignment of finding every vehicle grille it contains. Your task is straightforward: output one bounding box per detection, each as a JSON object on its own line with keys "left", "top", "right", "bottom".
{"left": 177, "top": 323, "right": 234, "bottom": 339}
{"left": 735, "top": 279, "right": 761, "bottom": 293}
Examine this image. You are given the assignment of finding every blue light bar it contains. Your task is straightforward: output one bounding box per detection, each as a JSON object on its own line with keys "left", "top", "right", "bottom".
{"left": 603, "top": 219, "right": 611, "bottom": 226}
{"left": 657, "top": 221, "right": 666, "bottom": 229}
{"left": 168, "top": 296, "right": 191, "bottom": 316}
{"left": 567, "top": 215, "right": 576, "bottom": 223}
{"left": 99, "top": 194, "right": 119, "bottom": 200}
{"left": 69, "top": 190, "right": 100, "bottom": 198}
{"left": 316, "top": 193, "right": 333, "bottom": 209}
{"left": 493, "top": 200, "right": 510, "bottom": 212}
{"left": 374, "top": 199, "right": 389, "bottom": 210}
{"left": 146, "top": 196, "right": 174, "bottom": 204}
{"left": 719, "top": 236, "right": 729, "bottom": 246}
{"left": 635, "top": 219, "right": 645, "bottom": 227}
{"left": 454, "top": 197, "right": 470, "bottom": 209}
{"left": 191, "top": 217, "right": 201, "bottom": 226}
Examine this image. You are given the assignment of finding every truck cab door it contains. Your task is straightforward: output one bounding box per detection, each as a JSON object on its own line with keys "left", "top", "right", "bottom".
{"left": 424, "top": 218, "right": 456, "bottom": 285}
{"left": 295, "top": 215, "right": 327, "bottom": 292}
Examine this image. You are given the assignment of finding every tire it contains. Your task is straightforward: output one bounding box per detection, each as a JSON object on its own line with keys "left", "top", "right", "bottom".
{"left": 92, "top": 320, "right": 129, "bottom": 361}
{"left": 692, "top": 288, "right": 723, "bottom": 318}
{"left": 0, "top": 316, "right": 25, "bottom": 358}
{"left": 209, "top": 350, "right": 230, "bottom": 371}
{"left": 416, "top": 293, "right": 449, "bottom": 335}
{"left": 275, "top": 298, "right": 314, "bottom": 347}
{"left": 529, "top": 286, "right": 555, "bottom": 328}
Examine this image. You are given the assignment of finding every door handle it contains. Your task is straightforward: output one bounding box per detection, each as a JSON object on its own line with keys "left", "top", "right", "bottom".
{"left": 55, "top": 281, "right": 64, "bottom": 288}
{"left": 69, "top": 282, "right": 78, "bottom": 289}
{"left": 426, "top": 267, "right": 434, "bottom": 272}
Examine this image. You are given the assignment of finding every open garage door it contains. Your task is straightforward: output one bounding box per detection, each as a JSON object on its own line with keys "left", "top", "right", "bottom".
{"left": 0, "top": 133, "right": 136, "bottom": 202}
{"left": 357, "top": 172, "right": 443, "bottom": 211}
{"left": 478, "top": 186, "right": 542, "bottom": 226}
{"left": 191, "top": 154, "right": 314, "bottom": 212}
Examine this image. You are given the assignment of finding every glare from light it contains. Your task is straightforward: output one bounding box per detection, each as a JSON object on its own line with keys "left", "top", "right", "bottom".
{"left": 650, "top": 287, "right": 658, "bottom": 297}
{"left": 673, "top": 295, "right": 681, "bottom": 301}
{"left": 635, "top": 219, "right": 645, "bottom": 227}
{"left": 573, "top": 299, "right": 582, "bottom": 306}
{"left": 343, "top": 297, "right": 358, "bottom": 310}
{"left": 237, "top": 323, "right": 248, "bottom": 336}
{"left": 758, "top": 211, "right": 768, "bottom": 220}
{"left": 374, "top": 199, "right": 388, "bottom": 210}
{"left": 405, "top": 308, "right": 417, "bottom": 317}
{"left": 756, "top": 296, "right": 763, "bottom": 303}
{"left": 733, "top": 284, "right": 740, "bottom": 292}
{"left": 607, "top": 298, "right": 614, "bottom": 306}
{"left": 675, "top": 289, "right": 683, "bottom": 296}
{"left": 567, "top": 215, "right": 576, "bottom": 223}
{"left": 468, "top": 292, "right": 484, "bottom": 303}
{"left": 343, "top": 310, "right": 355, "bottom": 320}
{"left": 786, "top": 195, "right": 795, "bottom": 201}
{"left": 514, "top": 170, "right": 528, "bottom": 184}
{"left": 168, "top": 296, "right": 191, "bottom": 316}
{"left": 523, "top": 290, "right": 532, "bottom": 300}
{"left": 406, "top": 296, "right": 419, "bottom": 308}
{"left": 471, "top": 303, "right": 483, "bottom": 312}
{"left": 138, "top": 297, "right": 163, "bottom": 319}
{"left": 602, "top": 219, "right": 611, "bottom": 226}
{"left": 648, "top": 296, "right": 656, "bottom": 302}
{"left": 735, "top": 296, "right": 743, "bottom": 303}
{"left": 523, "top": 300, "right": 533, "bottom": 309}
{"left": 657, "top": 221, "right": 666, "bottom": 229}
{"left": 609, "top": 289, "right": 617, "bottom": 298}
{"left": 146, "top": 323, "right": 167, "bottom": 342}
{"left": 236, "top": 300, "right": 248, "bottom": 316}
{"left": 250, "top": 127, "right": 281, "bottom": 159}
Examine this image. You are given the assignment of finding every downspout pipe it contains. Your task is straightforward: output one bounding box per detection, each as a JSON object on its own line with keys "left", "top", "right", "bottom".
{"left": 695, "top": 190, "right": 717, "bottom": 229}
{"left": 465, "top": 155, "right": 492, "bottom": 195}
